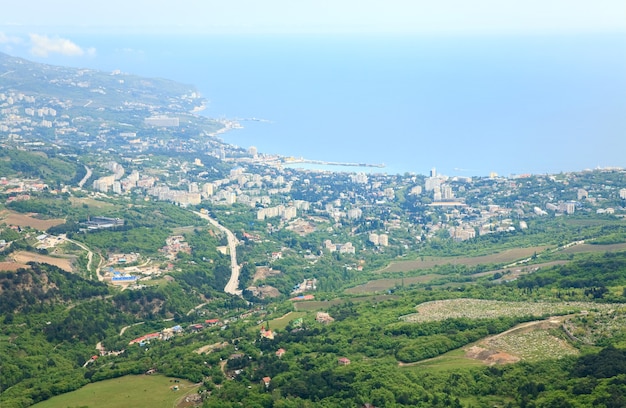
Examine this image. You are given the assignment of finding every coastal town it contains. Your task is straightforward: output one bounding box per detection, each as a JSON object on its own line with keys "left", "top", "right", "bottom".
{"left": 2, "top": 50, "right": 626, "bottom": 408}
{"left": 2, "top": 53, "right": 626, "bottom": 298}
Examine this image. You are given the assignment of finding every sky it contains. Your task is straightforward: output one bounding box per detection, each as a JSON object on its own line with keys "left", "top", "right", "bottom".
{"left": 1, "top": 0, "right": 625, "bottom": 59}
{"left": 2, "top": 0, "right": 626, "bottom": 36}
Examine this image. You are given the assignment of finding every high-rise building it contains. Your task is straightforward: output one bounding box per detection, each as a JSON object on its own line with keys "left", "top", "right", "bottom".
{"left": 441, "top": 184, "right": 454, "bottom": 200}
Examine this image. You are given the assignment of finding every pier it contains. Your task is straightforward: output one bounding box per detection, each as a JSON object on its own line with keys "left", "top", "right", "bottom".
{"left": 282, "top": 157, "right": 385, "bottom": 168}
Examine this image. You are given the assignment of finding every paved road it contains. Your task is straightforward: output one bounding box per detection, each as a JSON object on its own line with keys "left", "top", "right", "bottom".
{"left": 77, "top": 165, "right": 92, "bottom": 188}
{"left": 193, "top": 211, "right": 242, "bottom": 296}
{"left": 61, "top": 234, "right": 103, "bottom": 281}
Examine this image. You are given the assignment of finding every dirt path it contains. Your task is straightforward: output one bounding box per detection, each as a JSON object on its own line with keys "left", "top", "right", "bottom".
{"left": 119, "top": 321, "right": 145, "bottom": 336}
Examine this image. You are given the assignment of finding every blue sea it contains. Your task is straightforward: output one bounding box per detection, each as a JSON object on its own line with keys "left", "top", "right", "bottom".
{"left": 11, "top": 33, "right": 626, "bottom": 177}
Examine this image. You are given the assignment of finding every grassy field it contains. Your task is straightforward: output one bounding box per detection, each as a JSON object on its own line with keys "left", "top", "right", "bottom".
{"left": 32, "top": 375, "right": 198, "bottom": 408}
{"left": 258, "top": 311, "right": 308, "bottom": 331}
{"left": 401, "top": 348, "right": 486, "bottom": 372}
{"left": 376, "top": 246, "right": 550, "bottom": 274}
{"left": 69, "top": 197, "right": 115, "bottom": 209}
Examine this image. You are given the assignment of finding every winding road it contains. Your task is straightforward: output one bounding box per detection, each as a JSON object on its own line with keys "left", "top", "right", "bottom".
{"left": 193, "top": 211, "right": 242, "bottom": 296}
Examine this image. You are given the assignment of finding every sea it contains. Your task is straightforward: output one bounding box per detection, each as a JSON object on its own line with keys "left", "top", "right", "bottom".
{"left": 11, "top": 33, "right": 626, "bottom": 177}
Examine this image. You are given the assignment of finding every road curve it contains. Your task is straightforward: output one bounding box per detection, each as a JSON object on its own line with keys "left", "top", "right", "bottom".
{"left": 193, "top": 211, "right": 242, "bottom": 296}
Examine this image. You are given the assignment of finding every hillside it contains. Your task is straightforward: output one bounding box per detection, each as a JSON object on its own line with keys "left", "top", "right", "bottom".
{"left": 1, "top": 52, "right": 626, "bottom": 408}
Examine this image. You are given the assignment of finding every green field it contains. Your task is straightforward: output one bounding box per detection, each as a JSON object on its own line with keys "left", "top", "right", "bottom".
{"left": 260, "top": 311, "right": 308, "bottom": 331}
{"left": 32, "top": 375, "right": 198, "bottom": 408}
{"left": 401, "top": 349, "right": 486, "bottom": 372}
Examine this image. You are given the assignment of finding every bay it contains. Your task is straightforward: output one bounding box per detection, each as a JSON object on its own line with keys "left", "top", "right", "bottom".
{"left": 18, "top": 33, "right": 626, "bottom": 177}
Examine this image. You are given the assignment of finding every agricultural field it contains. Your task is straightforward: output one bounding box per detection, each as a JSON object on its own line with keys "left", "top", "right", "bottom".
{"left": 0, "top": 210, "right": 65, "bottom": 230}
{"left": 31, "top": 375, "right": 199, "bottom": 408}
{"left": 0, "top": 261, "right": 29, "bottom": 271}
{"left": 345, "top": 274, "right": 444, "bottom": 294}
{"left": 401, "top": 298, "right": 619, "bottom": 323}
{"left": 376, "top": 246, "right": 550, "bottom": 273}
{"left": 293, "top": 294, "right": 397, "bottom": 311}
{"left": 472, "top": 260, "right": 569, "bottom": 281}
{"left": 560, "top": 242, "right": 626, "bottom": 255}
{"left": 10, "top": 251, "right": 74, "bottom": 272}
{"left": 293, "top": 299, "right": 345, "bottom": 311}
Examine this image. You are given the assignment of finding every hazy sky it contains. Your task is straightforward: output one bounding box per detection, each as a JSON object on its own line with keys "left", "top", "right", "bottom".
{"left": 2, "top": 0, "right": 625, "bottom": 35}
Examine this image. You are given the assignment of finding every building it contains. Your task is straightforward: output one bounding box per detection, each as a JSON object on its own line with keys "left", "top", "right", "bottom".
{"left": 347, "top": 208, "right": 362, "bottom": 219}
{"left": 144, "top": 116, "right": 179, "bottom": 127}
{"left": 338, "top": 357, "right": 351, "bottom": 366}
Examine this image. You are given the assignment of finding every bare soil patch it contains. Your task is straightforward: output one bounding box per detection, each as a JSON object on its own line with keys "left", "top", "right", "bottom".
{"left": 0, "top": 210, "right": 65, "bottom": 230}
{"left": 0, "top": 261, "right": 29, "bottom": 271}
{"left": 11, "top": 251, "right": 74, "bottom": 272}
{"left": 465, "top": 346, "right": 520, "bottom": 365}
{"left": 253, "top": 266, "right": 281, "bottom": 283}
{"left": 194, "top": 341, "right": 228, "bottom": 354}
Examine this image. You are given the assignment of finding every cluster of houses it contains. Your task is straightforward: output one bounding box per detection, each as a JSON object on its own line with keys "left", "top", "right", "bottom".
{"left": 129, "top": 319, "right": 222, "bottom": 346}
{"left": 160, "top": 235, "right": 192, "bottom": 260}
